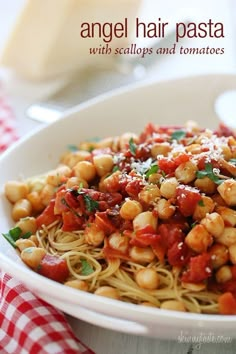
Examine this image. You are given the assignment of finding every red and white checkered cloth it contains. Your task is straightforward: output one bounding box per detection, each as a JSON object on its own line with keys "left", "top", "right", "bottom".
{"left": 0, "top": 95, "right": 18, "bottom": 152}
{"left": 0, "top": 93, "right": 95, "bottom": 354}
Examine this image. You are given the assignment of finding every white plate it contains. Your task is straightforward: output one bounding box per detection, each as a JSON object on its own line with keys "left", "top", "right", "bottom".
{"left": 1, "top": 74, "right": 236, "bottom": 339}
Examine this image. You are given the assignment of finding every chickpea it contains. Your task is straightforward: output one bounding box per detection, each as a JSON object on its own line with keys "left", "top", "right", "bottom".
{"left": 138, "top": 185, "right": 161, "bottom": 205}
{"left": 185, "top": 144, "right": 201, "bottom": 154}
{"left": 129, "top": 246, "right": 155, "bottom": 264}
{"left": 160, "top": 177, "right": 178, "bottom": 199}
{"left": 181, "top": 282, "right": 206, "bottom": 291}
{"left": 46, "top": 165, "right": 71, "bottom": 186}
{"left": 93, "top": 154, "right": 114, "bottom": 177}
{"left": 84, "top": 223, "right": 105, "bottom": 246}
{"left": 40, "top": 184, "right": 55, "bottom": 207}
{"left": 221, "top": 145, "right": 232, "bottom": 161}
{"left": 97, "top": 137, "right": 113, "bottom": 149}
{"left": 120, "top": 199, "right": 143, "bottom": 220}
{"left": 208, "top": 243, "right": 229, "bottom": 269}
{"left": 148, "top": 173, "right": 163, "bottom": 185}
{"left": 12, "top": 199, "right": 32, "bottom": 221}
{"left": 73, "top": 161, "right": 96, "bottom": 182}
{"left": 154, "top": 199, "right": 175, "bottom": 220}
{"left": 16, "top": 217, "right": 37, "bottom": 235}
{"left": 194, "top": 177, "right": 216, "bottom": 194}
{"left": 66, "top": 176, "right": 88, "bottom": 189}
{"left": 175, "top": 161, "right": 197, "bottom": 184}
{"left": 228, "top": 244, "right": 236, "bottom": 264}
{"left": 94, "top": 286, "right": 120, "bottom": 300}
{"left": 216, "top": 206, "right": 236, "bottom": 227}
{"left": 215, "top": 265, "right": 232, "bottom": 283}
{"left": 185, "top": 120, "right": 200, "bottom": 132}
{"left": 101, "top": 171, "right": 121, "bottom": 193}
{"left": 135, "top": 268, "right": 160, "bottom": 290}
{"left": 5, "top": 181, "right": 29, "bottom": 203}
{"left": 185, "top": 224, "right": 213, "bottom": 253}
{"left": 217, "top": 179, "right": 236, "bottom": 206}
{"left": 133, "top": 211, "right": 158, "bottom": 232}
{"left": 60, "top": 150, "right": 91, "bottom": 168}
{"left": 200, "top": 212, "right": 224, "bottom": 238}
{"left": 21, "top": 247, "right": 46, "bottom": 269}
{"left": 108, "top": 233, "right": 129, "bottom": 253}
{"left": 29, "top": 234, "right": 39, "bottom": 247}
{"left": 217, "top": 227, "right": 236, "bottom": 247}
{"left": 15, "top": 239, "right": 36, "bottom": 252}
{"left": 193, "top": 196, "right": 215, "bottom": 221}
{"left": 140, "top": 302, "right": 156, "bottom": 307}
{"left": 64, "top": 279, "right": 88, "bottom": 291}
{"left": 151, "top": 142, "right": 171, "bottom": 158}
{"left": 119, "top": 132, "right": 138, "bottom": 150}
{"left": 160, "top": 300, "right": 186, "bottom": 312}
{"left": 27, "top": 191, "right": 44, "bottom": 212}
{"left": 211, "top": 194, "right": 227, "bottom": 207}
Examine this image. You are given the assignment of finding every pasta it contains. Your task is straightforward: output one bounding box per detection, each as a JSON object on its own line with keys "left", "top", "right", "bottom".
{"left": 3, "top": 121, "right": 236, "bottom": 315}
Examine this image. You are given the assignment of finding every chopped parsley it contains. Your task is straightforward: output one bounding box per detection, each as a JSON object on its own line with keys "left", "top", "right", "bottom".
{"left": 84, "top": 194, "right": 99, "bottom": 212}
{"left": 81, "top": 259, "right": 94, "bottom": 275}
{"left": 198, "top": 199, "right": 205, "bottom": 207}
{"left": 145, "top": 164, "right": 159, "bottom": 178}
{"left": 196, "top": 163, "right": 223, "bottom": 185}
{"left": 229, "top": 158, "right": 236, "bottom": 165}
{"left": 2, "top": 226, "right": 31, "bottom": 248}
{"left": 67, "top": 144, "right": 78, "bottom": 152}
{"left": 171, "top": 130, "right": 186, "bottom": 141}
{"left": 129, "top": 137, "right": 137, "bottom": 156}
{"left": 112, "top": 165, "right": 120, "bottom": 173}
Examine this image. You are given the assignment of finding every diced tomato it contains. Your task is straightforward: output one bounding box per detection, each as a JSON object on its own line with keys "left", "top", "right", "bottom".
{"left": 99, "top": 192, "right": 123, "bottom": 208}
{"left": 158, "top": 158, "right": 176, "bottom": 175}
{"left": 231, "top": 265, "right": 236, "bottom": 280}
{"left": 216, "top": 123, "right": 235, "bottom": 138}
{"left": 218, "top": 292, "right": 236, "bottom": 315}
{"left": 62, "top": 211, "right": 83, "bottom": 231}
{"left": 158, "top": 224, "right": 184, "bottom": 249}
{"left": 167, "top": 241, "right": 190, "bottom": 267}
{"left": 54, "top": 188, "right": 68, "bottom": 214}
{"left": 36, "top": 200, "right": 61, "bottom": 228}
{"left": 176, "top": 185, "right": 201, "bottom": 217}
{"left": 125, "top": 179, "right": 144, "bottom": 198}
{"left": 181, "top": 253, "right": 212, "bottom": 283}
{"left": 174, "top": 154, "right": 190, "bottom": 166}
{"left": 37, "top": 254, "right": 69, "bottom": 283}
{"left": 94, "top": 212, "right": 116, "bottom": 235}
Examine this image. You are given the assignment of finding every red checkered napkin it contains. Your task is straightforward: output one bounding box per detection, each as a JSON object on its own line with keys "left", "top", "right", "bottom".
{"left": 0, "top": 94, "right": 94, "bottom": 354}
{"left": 0, "top": 95, "right": 18, "bottom": 152}
{"left": 0, "top": 272, "right": 94, "bottom": 354}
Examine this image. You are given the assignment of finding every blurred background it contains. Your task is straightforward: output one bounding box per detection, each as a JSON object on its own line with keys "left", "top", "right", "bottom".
{"left": 0, "top": 0, "right": 235, "bottom": 133}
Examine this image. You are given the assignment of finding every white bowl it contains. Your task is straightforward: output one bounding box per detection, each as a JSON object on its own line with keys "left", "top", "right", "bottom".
{"left": 1, "top": 74, "right": 236, "bottom": 339}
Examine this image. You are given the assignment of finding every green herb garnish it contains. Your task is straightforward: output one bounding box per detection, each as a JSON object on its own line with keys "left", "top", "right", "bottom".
{"left": 171, "top": 130, "right": 186, "bottom": 141}
{"left": 84, "top": 195, "right": 99, "bottom": 212}
{"left": 198, "top": 200, "right": 205, "bottom": 207}
{"left": 196, "top": 163, "right": 223, "bottom": 185}
{"left": 67, "top": 144, "right": 78, "bottom": 152}
{"left": 77, "top": 182, "right": 84, "bottom": 193}
{"left": 229, "top": 158, "right": 236, "bottom": 165}
{"left": 129, "top": 138, "right": 137, "bottom": 156}
{"left": 2, "top": 226, "right": 22, "bottom": 248}
{"left": 81, "top": 259, "right": 94, "bottom": 275}
{"left": 146, "top": 164, "right": 159, "bottom": 178}
{"left": 112, "top": 165, "right": 119, "bottom": 173}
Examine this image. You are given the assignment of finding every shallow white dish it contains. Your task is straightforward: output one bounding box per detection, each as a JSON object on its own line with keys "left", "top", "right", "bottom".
{"left": 1, "top": 74, "right": 236, "bottom": 339}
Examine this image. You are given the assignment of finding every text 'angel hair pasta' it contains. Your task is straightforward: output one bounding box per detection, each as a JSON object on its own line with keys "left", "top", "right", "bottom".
{"left": 3, "top": 121, "right": 236, "bottom": 315}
